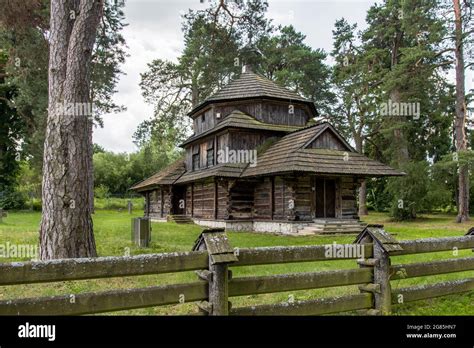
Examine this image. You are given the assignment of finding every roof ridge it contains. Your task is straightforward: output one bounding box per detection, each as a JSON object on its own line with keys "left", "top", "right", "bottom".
{"left": 287, "top": 121, "right": 328, "bottom": 134}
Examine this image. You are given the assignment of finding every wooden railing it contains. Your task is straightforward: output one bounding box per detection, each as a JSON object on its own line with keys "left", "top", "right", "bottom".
{"left": 0, "top": 227, "right": 472, "bottom": 315}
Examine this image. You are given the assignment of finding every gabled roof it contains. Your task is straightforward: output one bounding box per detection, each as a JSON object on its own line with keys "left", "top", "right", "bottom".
{"left": 242, "top": 123, "right": 404, "bottom": 177}
{"left": 180, "top": 110, "right": 302, "bottom": 147}
{"left": 188, "top": 70, "right": 317, "bottom": 116}
{"left": 130, "top": 158, "right": 186, "bottom": 192}
{"left": 303, "top": 123, "right": 356, "bottom": 152}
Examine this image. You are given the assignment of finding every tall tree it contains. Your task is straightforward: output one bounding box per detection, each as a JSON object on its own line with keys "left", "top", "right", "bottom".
{"left": 40, "top": 0, "right": 103, "bottom": 259}
{"left": 331, "top": 18, "right": 386, "bottom": 216}
{"left": 452, "top": 0, "right": 470, "bottom": 222}
{"left": 0, "top": 0, "right": 127, "bottom": 206}
{"left": 358, "top": 0, "right": 453, "bottom": 219}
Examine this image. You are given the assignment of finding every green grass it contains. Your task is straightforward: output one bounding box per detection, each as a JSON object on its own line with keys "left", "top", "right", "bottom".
{"left": 0, "top": 210, "right": 473, "bottom": 315}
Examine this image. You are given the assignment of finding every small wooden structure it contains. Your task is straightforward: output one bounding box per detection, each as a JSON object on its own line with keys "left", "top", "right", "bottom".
{"left": 192, "top": 228, "right": 238, "bottom": 315}
{"left": 131, "top": 67, "right": 403, "bottom": 233}
{"left": 355, "top": 225, "right": 402, "bottom": 315}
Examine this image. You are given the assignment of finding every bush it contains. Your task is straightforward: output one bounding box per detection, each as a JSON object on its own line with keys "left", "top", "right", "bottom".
{"left": 29, "top": 198, "right": 42, "bottom": 211}
{"left": 0, "top": 189, "right": 27, "bottom": 210}
{"left": 366, "top": 177, "right": 391, "bottom": 212}
{"left": 387, "top": 161, "right": 430, "bottom": 221}
{"left": 94, "top": 184, "right": 110, "bottom": 199}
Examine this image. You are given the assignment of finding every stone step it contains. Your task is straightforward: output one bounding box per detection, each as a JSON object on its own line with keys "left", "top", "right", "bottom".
{"left": 297, "top": 220, "right": 366, "bottom": 235}
{"left": 313, "top": 219, "right": 362, "bottom": 225}
{"left": 167, "top": 215, "right": 194, "bottom": 224}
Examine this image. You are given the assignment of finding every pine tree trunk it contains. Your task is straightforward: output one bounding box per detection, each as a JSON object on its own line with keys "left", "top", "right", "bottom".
{"left": 354, "top": 134, "right": 368, "bottom": 216}
{"left": 389, "top": 90, "right": 410, "bottom": 167}
{"left": 453, "top": 0, "right": 469, "bottom": 222}
{"left": 40, "top": 0, "right": 103, "bottom": 259}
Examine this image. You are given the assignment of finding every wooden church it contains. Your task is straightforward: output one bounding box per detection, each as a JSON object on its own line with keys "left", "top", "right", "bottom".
{"left": 131, "top": 67, "right": 402, "bottom": 234}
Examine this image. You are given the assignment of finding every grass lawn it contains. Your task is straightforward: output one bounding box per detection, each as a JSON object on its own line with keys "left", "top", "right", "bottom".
{"left": 0, "top": 210, "right": 473, "bottom": 315}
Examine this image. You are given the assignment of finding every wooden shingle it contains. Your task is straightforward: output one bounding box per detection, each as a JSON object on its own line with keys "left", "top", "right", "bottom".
{"left": 355, "top": 225, "right": 403, "bottom": 253}
{"left": 130, "top": 158, "right": 186, "bottom": 192}
{"left": 192, "top": 228, "right": 238, "bottom": 265}
{"left": 188, "top": 70, "right": 316, "bottom": 117}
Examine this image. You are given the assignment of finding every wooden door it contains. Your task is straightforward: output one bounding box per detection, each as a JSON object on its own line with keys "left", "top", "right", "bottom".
{"left": 314, "top": 178, "right": 336, "bottom": 218}
{"left": 172, "top": 186, "right": 186, "bottom": 215}
{"left": 315, "top": 178, "right": 325, "bottom": 218}
{"left": 325, "top": 179, "right": 336, "bottom": 218}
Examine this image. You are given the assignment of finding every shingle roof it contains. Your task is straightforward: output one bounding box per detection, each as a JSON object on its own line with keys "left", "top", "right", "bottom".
{"left": 174, "top": 162, "right": 247, "bottom": 184}
{"left": 188, "top": 70, "right": 317, "bottom": 116}
{"left": 131, "top": 123, "right": 403, "bottom": 192}
{"left": 242, "top": 124, "right": 403, "bottom": 177}
{"left": 180, "top": 110, "right": 302, "bottom": 147}
{"left": 130, "top": 158, "right": 186, "bottom": 192}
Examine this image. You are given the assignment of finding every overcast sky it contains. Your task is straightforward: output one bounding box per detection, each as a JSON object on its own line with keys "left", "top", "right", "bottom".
{"left": 93, "top": 0, "right": 474, "bottom": 153}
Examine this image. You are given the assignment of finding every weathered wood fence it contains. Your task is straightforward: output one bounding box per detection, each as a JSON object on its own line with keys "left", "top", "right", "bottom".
{"left": 0, "top": 226, "right": 472, "bottom": 315}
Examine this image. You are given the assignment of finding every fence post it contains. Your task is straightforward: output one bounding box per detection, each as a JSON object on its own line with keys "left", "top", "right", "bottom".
{"left": 373, "top": 239, "right": 391, "bottom": 314}
{"left": 192, "top": 228, "right": 238, "bottom": 316}
{"left": 355, "top": 225, "right": 402, "bottom": 315}
{"left": 208, "top": 260, "right": 229, "bottom": 315}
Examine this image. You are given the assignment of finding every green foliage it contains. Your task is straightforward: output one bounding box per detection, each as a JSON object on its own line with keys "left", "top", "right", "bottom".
{"left": 0, "top": 0, "right": 127, "bottom": 190}
{"left": 254, "top": 25, "right": 335, "bottom": 116}
{"left": 0, "top": 50, "right": 27, "bottom": 194}
{"left": 0, "top": 189, "right": 27, "bottom": 210}
{"left": 94, "top": 185, "right": 110, "bottom": 199}
{"left": 366, "top": 177, "right": 392, "bottom": 212}
{"left": 93, "top": 140, "right": 181, "bottom": 195}
{"left": 93, "top": 197, "right": 144, "bottom": 211}
{"left": 387, "top": 161, "right": 431, "bottom": 220}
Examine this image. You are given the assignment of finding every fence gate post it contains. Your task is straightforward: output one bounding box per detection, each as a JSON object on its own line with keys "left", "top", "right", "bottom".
{"left": 192, "top": 228, "right": 238, "bottom": 316}
{"left": 355, "top": 225, "right": 402, "bottom": 315}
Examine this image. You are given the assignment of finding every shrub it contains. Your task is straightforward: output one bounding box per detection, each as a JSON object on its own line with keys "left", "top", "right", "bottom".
{"left": 0, "top": 189, "right": 27, "bottom": 210}
{"left": 387, "top": 161, "right": 429, "bottom": 221}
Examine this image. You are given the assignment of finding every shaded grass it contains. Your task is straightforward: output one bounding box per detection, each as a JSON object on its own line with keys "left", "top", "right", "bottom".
{"left": 0, "top": 210, "right": 472, "bottom": 315}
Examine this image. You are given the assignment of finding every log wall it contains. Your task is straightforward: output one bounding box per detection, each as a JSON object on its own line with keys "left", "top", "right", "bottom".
{"left": 341, "top": 176, "right": 358, "bottom": 219}
{"left": 192, "top": 99, "right": 311, "bottom": 135}
{"left": 192, "top": 179, "right": 215, "bottom": 219}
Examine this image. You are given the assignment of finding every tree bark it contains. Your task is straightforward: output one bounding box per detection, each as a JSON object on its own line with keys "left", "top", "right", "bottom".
{"left": 354, "top": 134, "right": 368, "bottom": 216}
{"left": 40, "top": 0, "right": 103, "bottom": 259}
{"left": 453, "top": 0, "right": 469, "bottom": 222}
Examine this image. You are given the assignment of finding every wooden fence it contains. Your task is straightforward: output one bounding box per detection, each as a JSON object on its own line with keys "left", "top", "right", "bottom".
{"left": 0, "top": 226, "right": 473, "bottom": 315}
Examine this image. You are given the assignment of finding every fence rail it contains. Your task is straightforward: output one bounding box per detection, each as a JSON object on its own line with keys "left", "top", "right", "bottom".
{"left": 0, "top": 226, "right": 473, "bottom": 316}
{"left": 0, "top": 251, "right": 209, "bottom": 285}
